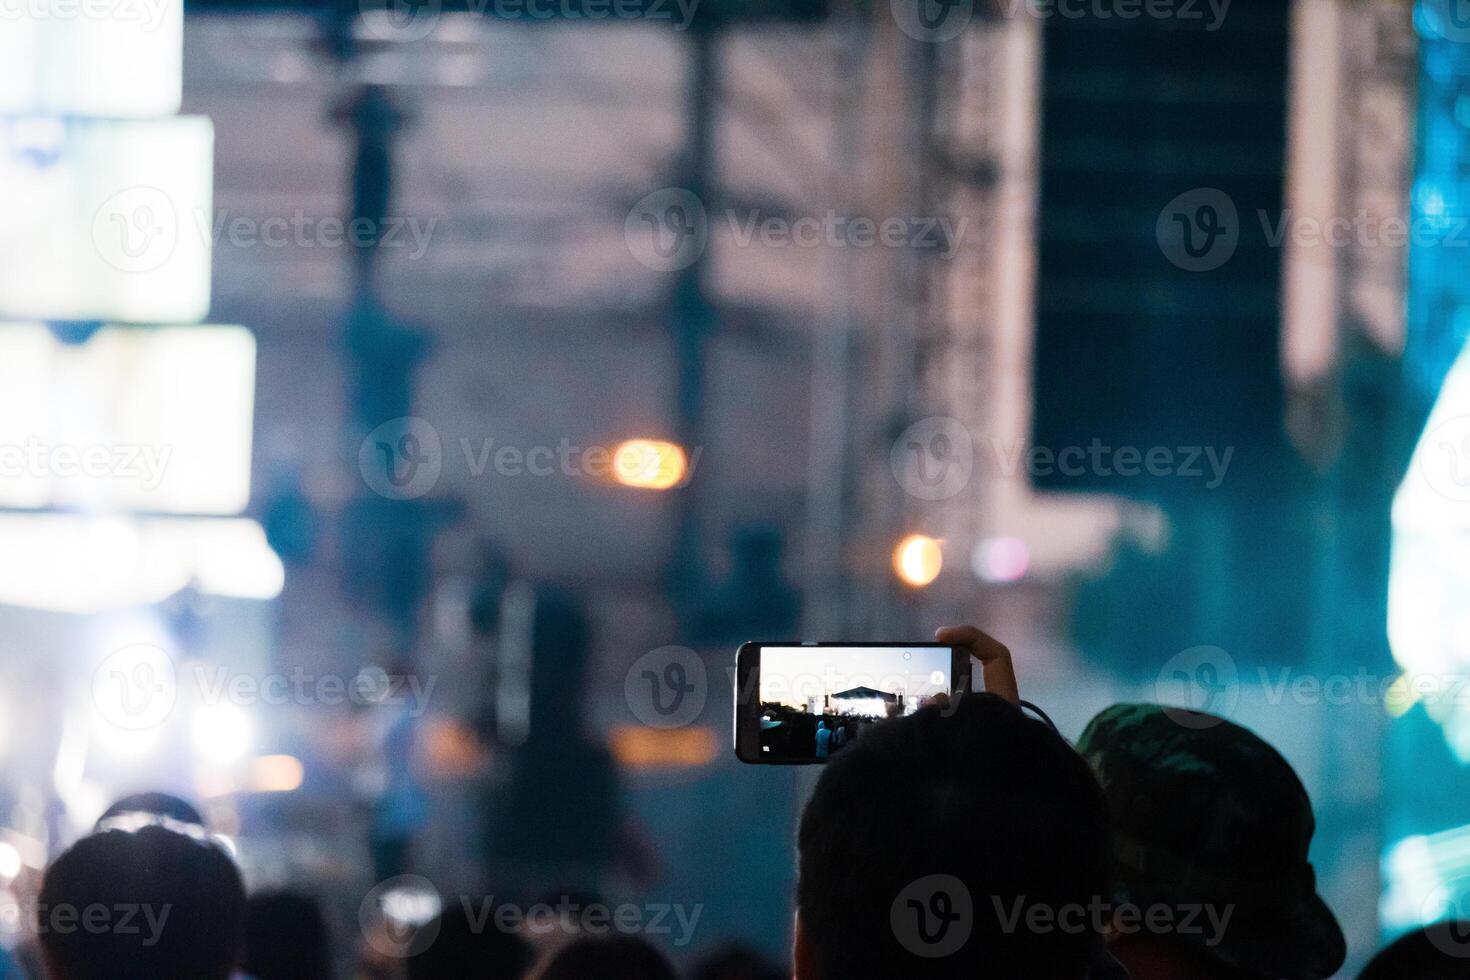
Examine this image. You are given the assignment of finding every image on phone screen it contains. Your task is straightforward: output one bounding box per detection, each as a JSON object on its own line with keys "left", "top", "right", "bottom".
{"left": 735, "top": 644, "right": 964, "bottom": 764}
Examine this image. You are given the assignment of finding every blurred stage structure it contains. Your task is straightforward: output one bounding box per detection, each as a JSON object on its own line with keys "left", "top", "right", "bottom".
{"left": 3, "top": 0, "right": 1470, "bottom": 971}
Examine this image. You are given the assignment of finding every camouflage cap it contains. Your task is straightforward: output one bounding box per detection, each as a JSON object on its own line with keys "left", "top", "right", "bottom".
{"left": 1076, "top": 703, "right": 1345, "bottom": 980}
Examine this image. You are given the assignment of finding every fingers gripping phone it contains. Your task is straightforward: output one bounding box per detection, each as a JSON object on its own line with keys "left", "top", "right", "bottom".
{"left": 733, "top": 642, "right": 972, "bottom": 764}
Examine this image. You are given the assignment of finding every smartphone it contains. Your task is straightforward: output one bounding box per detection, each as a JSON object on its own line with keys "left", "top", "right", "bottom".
{"left": 733, "top": 642, "right": 972, "bottom": 764}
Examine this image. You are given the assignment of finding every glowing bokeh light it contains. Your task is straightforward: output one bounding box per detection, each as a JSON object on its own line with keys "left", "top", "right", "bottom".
{"left": 610, "top": 724, "right": 719, "bottom": 770}
{"left": 893, "top": 534, "right": 943, "bottom": 588}
{"left": 191, "top": 703, "right": 252, "bottom": 765}
{"left": 973, "top": 536, "right": 1030, "bottom": 583}
{"left": 611, "top": 439, "right": 688, "bottom": 490}
{"left": 248, "top": 755, "right": 304, "bottom": 793}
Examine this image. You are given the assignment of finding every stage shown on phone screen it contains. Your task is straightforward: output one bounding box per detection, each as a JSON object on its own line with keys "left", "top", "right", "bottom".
{"left": 757, "top": 646, "right": 951, "bottom": 761}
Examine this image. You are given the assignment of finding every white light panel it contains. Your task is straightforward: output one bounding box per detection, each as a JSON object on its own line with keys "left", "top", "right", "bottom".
{"left": 0, "top": 0, "right": 183, "bottom": 117}
{"left": 0, "top": 323, "right": 255, "bottom": 514}
{"left": 0, "top": 115, "right": 213, "bottom": 324}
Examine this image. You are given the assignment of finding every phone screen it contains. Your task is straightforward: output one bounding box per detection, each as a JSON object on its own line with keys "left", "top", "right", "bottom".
{"left": 735, "top": 644, "right": 965, "bottom": 764}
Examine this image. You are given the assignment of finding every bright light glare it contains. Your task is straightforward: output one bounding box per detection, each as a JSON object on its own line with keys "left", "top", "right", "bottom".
{"left": 189, "top": 519, "right": 285, "bottom": 600}
{"left": 88, "top": 669, "right": 167, "bottom": 760}
{"left": 192, "top": 704, "right": 252, "bottom": 765}
{"left": 893, "top": 534, "right": 943, "bottom": 588}
{"left": 611, "top": 439, "right": 688, "bottom": 490}
{"left": 1388, "top": 342, "right": 1470, "bottom": 756}
{"left": 380, "top": 886, "right": 441, "bottom": 927}
{"left": 0, "top": 0, "right": 182, "bottom": 116}
{"left": 1380, "top": 825, "right": 1470, "bottom": 933}
{"left": 0, "top": 843, "right": 20, "bottom": 880}
{"left": 91, "top": 722, "right": 162, "bottom": 760}
{"left": 0, "top": 514, "right": 283, "bottom": 613}
{"left": 0, "top": 324, "right": 255, "bottom": 514}
{"left": 0, "top": 116, "right": 212, "bottom": 324}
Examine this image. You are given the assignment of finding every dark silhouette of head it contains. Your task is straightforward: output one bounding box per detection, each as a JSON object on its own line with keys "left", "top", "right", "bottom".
{"left": 406, "top": 903, "right": 533, "bottom": 980}
{"left": 1359, "top": 922, "right": 1470, "bottom": 980}
{"left": 692, "top": 943, "right": 785, "bottom": 980}
{"left": 39, "top": 826, "right": 245, "bottom": 980}
{"left": 243, "top": 889, "right": 334, "bottom": 980}
{"left": 1077, "top": 704, "right": 1345, "bottom": 980}
{"left": 796, "top": 693, "right": 1109, "bottom": 980}
{"left": 96, "top": 792, "right": 205, "bottom": 830}
{"left": 534, "top": 935, "right": 677, "bottom": 980}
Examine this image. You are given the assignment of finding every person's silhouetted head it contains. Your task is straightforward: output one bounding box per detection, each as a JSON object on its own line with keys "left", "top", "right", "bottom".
{"left": 1078, "top": 704, "right": 1346, "bottom": 980}
{"left": 96, "top": 792, "right": 205, "bottom": 831}
{"left": 692, "top": 943, "right": 784, "bottom": 980}
{"left": 243, "top": 889, "right": 334, "bottom": 980}
{"left": 406, "top": 903, "right": 532, "bottom": 980}
{"left": 39, "top": 826, "right": 245, "bottom": 980}
{"left": 795, "top": 693, "right": 1110, "bottom": 979}
{"left": 534, "top": 935, "right": 676, "bottom": 980}
{"left": 1359, "top": 921, "right": 1470, "bottom": 980}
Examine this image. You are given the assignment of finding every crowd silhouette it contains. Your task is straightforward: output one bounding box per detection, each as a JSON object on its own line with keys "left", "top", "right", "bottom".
{"left": 6, "top": 626, "right": 1465, "bottom": 979}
